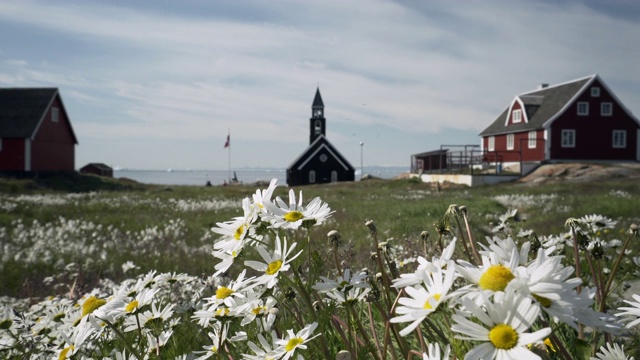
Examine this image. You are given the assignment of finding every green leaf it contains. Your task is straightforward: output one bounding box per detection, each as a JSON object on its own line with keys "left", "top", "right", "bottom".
{"left": 574, "top": 338, "right": 592, "bottom": 360}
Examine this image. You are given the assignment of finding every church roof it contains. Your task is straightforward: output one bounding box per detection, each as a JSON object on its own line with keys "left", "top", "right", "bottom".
{"left": 312, "top": 87, "right": 324, "bottom": 108}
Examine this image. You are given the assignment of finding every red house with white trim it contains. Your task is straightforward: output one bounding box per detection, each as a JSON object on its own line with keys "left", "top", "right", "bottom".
{"left": 0, "top": 88, "right": 78, "bottom": 172}
{"left": 479, "top": 75, "right": 640, "bottom": 166}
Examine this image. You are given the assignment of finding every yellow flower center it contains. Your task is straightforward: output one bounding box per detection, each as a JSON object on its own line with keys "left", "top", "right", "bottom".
{"left": 210, "top": 346, "right": 218, "bottom": 353}
{"left": 544, "top": 338, "right": 556, "bottom": 352}
{"left": 533, "top": 294, "right": 552, "bottom": 308}
{"left": 215, "top": 308, "right": 230, "bottom": 316}
{"left": 216, "top": 287, "right": 234, "bottom": 299}
{"left": 252, "top": 306, "right": 267, "bottom": 315}
{"left": 82, "top": 296, "right": 106, "bottom": 316}
{"left": 284, "top": 211, "right": 304, "bottom": 222}
{"left": 59, "top": 345, "right": 74, "bottom": 360}
{"left": 489, "top": 323, "right": 518, "bottom": 350}
{"left": 125, "top": 300, "right": 139, "bottom": 313}
{"left": 423, "top": 293, "right": 442, "bottom": 310}
{"left": 266, "top": 260, "right": 283, "bottom": 275}
{"left": 478, "top": 265, "right": 515, "bottom": 291}
{"left": 235, "top": 225, "right": 245, "bottom": 240}
{"left": 285, "top": 337, "right": 304, "bottom": 352}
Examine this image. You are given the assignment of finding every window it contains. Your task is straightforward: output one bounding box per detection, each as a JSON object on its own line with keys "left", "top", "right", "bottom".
{"left": 601, "top": 102, "right": 612, "bottom": 116}
{"left": 512, "top": 109, "right": 522, "bottom": 123}
{"left": 314, "top": 120, "right": 321, "bottom": 135}
{"left": 309, "top": 170, "right": 316, "bottom": 183}
{"left": 331, "top": 171, "right": 338, "bottom": 182}
{"left": 613, "top": 130, "right": 627, "bottom": 148}
{"left": 487, "top": 136, "right": 495, "bottom": 151}
{"left": 51, "top": 107, "right": 59, "bottom": 122}
{"left": 506, "top": 134, "right": 514, "bottom": 150}
{"left": 591, "top": 87, "right": 600, "bottom": 97}
{"left": 577, "top": 102, "right": 589, "bottom": 116}
{"left": 561, "top": 129, "right": 576, "bottom": 148}
{"left": 528, "top": 131, "right": 537, "bottom": 148}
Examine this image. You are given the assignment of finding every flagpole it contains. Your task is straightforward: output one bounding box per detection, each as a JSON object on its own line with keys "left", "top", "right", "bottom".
{"left": 227, "top": 129, "right": 231, "bottom": 183}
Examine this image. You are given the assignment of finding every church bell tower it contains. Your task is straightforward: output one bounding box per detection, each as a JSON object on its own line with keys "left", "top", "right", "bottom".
{"left": 310, "top": 87, "right": 326, "bottom": 144}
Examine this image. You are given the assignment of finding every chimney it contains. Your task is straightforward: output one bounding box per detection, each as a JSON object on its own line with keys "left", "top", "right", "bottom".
{"left": 538, "top": 83, "right": 549, "bottom": 90}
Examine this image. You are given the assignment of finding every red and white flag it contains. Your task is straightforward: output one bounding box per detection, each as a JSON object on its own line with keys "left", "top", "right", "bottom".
{"left": 224, "top": 134, "right": 230, "bottom": 148}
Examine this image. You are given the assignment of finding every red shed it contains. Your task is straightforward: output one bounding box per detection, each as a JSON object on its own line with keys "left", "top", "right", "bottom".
{"left": 479, "top": 75, "right": 640, "bottom": 165}
{"left": 0, "top": 88, "right": 78, "bottom": 172}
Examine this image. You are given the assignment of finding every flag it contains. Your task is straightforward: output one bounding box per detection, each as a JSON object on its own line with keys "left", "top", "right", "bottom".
{"left": 224, "top": 134, "right": 230, "bottom": 148}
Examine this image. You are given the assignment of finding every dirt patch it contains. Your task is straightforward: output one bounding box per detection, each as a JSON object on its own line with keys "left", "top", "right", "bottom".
{"left": 518, "top": 162, "right": 640, "bottom": 185}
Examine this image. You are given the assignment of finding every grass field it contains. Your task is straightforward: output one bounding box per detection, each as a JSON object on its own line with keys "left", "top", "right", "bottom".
{"left": 1, "top": 173, "right": 639, "bottom": 298}
{"left": 1, "top": 172, "right": 639, "bottom": 359}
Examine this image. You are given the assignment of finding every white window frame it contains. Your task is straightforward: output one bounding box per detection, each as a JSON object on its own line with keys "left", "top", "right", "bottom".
{"left": 487, "top": 136, "right": 495, "bottom": 151}
{"left": 601, "top": 102, "right": 612, "bottom": 116}
{"left": 512, "top": 109, "right": 522, "bottom": 123}
{"left": 591, "top": 87, "right": 600, "bottom": 97}
{"left": 577, "top": 102, "right": 589, "bottom": 116}
{"left": 309, "top": 170, "right": 316, "bottom": 183}
{"left": 612, "top": 130, "right": 627, "bottom": 148}
{"left": 506, "top": 134, "right": 514, "bottom": 150}
{"left": 561, "top": 129, "right": 576, "bottom": 148}
{"left": 528, "top": 131, "right": 537, "bottom": 148}
{"left": 52, "top": 107, "right": 59, "bottom": 122}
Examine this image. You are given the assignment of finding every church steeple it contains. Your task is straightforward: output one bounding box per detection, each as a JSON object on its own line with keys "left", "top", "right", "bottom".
{"left": 310, "top": 87, "right": 326, "bottom": 144}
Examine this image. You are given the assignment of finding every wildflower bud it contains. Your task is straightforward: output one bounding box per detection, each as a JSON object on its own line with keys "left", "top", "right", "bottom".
{"left": 459, "top": 205, "right": 468, "bottom": 215}
{"left": 420, "top": 231, "right": 429, "bottom": 242}
{"left": 313, "top": 301, "right": 322, "bottom": 311}
{"left": 327, "top": 230, "right": 341, "bottom": 247}
{"left": 376, "top": 272, "right": 383, "bottom": 282}
{"left": 365, "top": 219, "right": 377, "bottom": 235}
{"left": 361, "top": 267, "right": 369, "bottom": 275}
{"left": 630, "top": 224, "right": 639, "bottom": 235}
{"left": 285, "top": 288, "right": 296, "bottom": 300}
{"left": 370, "top": 252, "right": 378, "bottom": 261}
{"left": 340, "top": 260, "right": 350, "bottom": 270}
{"left": 336, "top": 350, "right": 352, "bottom": 360}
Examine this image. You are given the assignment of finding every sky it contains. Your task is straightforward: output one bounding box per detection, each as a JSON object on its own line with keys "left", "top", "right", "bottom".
{"left": 1, "top": 0, "right": 640, "bottom": 170}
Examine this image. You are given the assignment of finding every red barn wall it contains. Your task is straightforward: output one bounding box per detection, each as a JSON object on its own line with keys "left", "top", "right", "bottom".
{"left": 31, "top": 96, "right": 76, "bottom": 171}
{"left": 0, "top": 138, "right": 26, "bottom": 171}
{"left": 550, "top": 80, "right": 639, "bottom": 160}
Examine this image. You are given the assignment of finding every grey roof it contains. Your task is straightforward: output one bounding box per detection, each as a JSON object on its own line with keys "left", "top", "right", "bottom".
{"left": 412, "top": 149, "right": 448, "bottom": 157}
{"left": 312, "top": 87, "right": 324, "bottom": 108}
{"left": 0, "top": 88, "right": 61, "bottom": 138}
{"left": 479, "top": 75, "right": 594, "bottom": 136}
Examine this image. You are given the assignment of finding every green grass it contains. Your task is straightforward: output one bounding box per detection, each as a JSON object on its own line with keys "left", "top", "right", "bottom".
{"left": 1, "top": 173, "right": 639, "bottom": 299}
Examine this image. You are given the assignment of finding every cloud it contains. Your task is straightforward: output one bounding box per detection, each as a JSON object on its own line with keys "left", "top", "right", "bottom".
{"left": 0, "top": 0, "right": 639, "bottom": 169}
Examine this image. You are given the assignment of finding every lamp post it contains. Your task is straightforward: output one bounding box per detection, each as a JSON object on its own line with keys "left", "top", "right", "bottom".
{"left": 359, "top": 141, "right": 364, "bottom": 181}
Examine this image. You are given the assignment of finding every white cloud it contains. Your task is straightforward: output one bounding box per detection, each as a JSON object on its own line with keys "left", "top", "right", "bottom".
{"left": 0, "top": 0, "right": 639, "bottom": 169}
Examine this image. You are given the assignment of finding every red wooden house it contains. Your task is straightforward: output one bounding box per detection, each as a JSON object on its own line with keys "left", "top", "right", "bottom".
{"left": 0, "top": 88, "right": 78, "bottom": 172}
{"left": 479, "top": 75, "right": 640, "bottom": 166}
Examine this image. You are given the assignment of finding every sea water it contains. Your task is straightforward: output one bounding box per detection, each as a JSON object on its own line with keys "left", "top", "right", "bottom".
{"left": 115, "top": 167, "right": 408, "bottom": 186}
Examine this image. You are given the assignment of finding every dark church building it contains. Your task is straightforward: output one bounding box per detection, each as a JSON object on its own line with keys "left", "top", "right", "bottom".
{"left": 286, "top": 88, "right": 355, "bottom": 186}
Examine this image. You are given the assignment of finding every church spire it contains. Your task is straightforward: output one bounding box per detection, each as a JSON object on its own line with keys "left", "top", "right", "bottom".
{"left": 310, "top": 87, "right": 326, "bottom": 144}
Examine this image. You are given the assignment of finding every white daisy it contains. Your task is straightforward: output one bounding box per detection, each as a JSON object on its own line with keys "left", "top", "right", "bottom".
{"left": 275, "top": 322, "right": 320, "bottom": 360}
{"left": 252, "top": 178, "right": 278, "bottom": 213}
{"left": 456, "top": 246, "right": 520, "bottom": 293}
{"left": 313, "top": 268, "right": 371, "bottom": 305}
{"left": 591, "top": 342, "right": 634, "bottom": 360}
{"left": 616, "top": 293, "right": 640, "bottom": 328}
{"left": 391, "top": 261, "right": 456, "bottom": 336}
{"left": 213, "top": 198, "right": 258, "bottom": 252}
{"left": 394, "top": 239, "right": 457, "bottom": 289}
{"left": 451, "top": 289, "right": 551, "bottom": 360}
{"left": 244, "top": 236, "right": 302, "bottom": 288}
{"left": 262, "top": 189, "right": 333, "bottom": 229}
{"left": 242, "top": 330, "right": 282, "bottom": 360}
{"left": 422, "top": 343, "right": 451, "bottom": 360}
